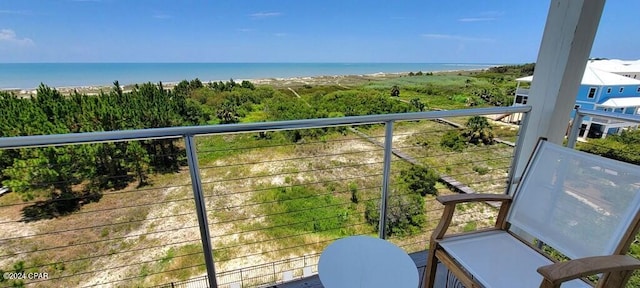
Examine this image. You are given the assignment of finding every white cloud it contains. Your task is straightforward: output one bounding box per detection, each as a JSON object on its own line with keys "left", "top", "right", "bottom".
{"left": 0, "top": 10, "right": 32, "bottom": 15}
{"left": 237, "top": 28, "right": 255, "bottom": 32}
{"left": 0, "top": 29, "right": 35, "bottom": 46}
{"left": 480, "top": 11, "right": 504, "bottom": 17}
{"left": 390, "top": 16, "right": 413, "bottom": 20}
{"left": 458, "top": 17, "right": 496, "bottom": 22}
{"left": 458, "top": 11, "right": 504, "bottom": 22}
{"left": 153, "top": 13, "right": 171, "bottom": 19}
{"left": 249, "top": 12, "right": 282, "bottom": 19}
{"left": 421, "top": 33, "right": 494, "bottom": 42}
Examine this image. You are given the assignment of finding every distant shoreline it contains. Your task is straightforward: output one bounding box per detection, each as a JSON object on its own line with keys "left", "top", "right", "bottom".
{"left": 1, "top": 67, "right": 494, "bottom": 96}
{"left": 0, "top": 63, "right": 503, "bottom": 92}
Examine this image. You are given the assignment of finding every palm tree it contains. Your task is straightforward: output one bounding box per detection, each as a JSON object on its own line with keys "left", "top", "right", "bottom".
{"left": 410, "top": 98, "right": 425, "bottom": 111}
{"left": 216, "top": 102, "right": 239, "bottom": 124}
{"left": 390, "top": 85, "right": 400, "bottom": 97}
{"left": 463, "top": 116, "right": 494, "bottom": 145}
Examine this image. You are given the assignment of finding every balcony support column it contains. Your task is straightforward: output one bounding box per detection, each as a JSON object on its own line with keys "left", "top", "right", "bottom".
{"left": 513, "top": 0, "right": 606, "bottom": 179}
{"left": 185, "top": 135, "right": 218, "bottom": 288}
{"left": 567, "top": 111, "right": 585, "bottom": 148}
{"left": 378, "top": 121, "right": 394, "bottom": 239}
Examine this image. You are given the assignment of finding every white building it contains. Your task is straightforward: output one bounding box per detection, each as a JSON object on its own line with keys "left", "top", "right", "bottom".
{"left": 513, "top": 59, "right": 640, "bottom": 138}
{"left": 587, "top": 59, "right": 640, "bottom": 79}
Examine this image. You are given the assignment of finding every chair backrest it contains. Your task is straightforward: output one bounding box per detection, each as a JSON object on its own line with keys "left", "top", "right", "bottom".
{"left": 508, "top": 140, "right": 640, "bottom": 260}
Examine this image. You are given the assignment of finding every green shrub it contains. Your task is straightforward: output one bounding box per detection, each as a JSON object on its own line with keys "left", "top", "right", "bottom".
{"left": 473, "top": 166, "right": 489, "bottom": 175}
{"left": 449, "top": 94, "right": 468, "bottom": 103}
{"left": 364, "top": 165, "right": 435, "bottom": 236}
{"left": 464, "top": 116, "right": 494, "bottom": 145}
{"left": 364, "top": 192, "right": 425, "bottom": 237}
{"left": 409, "top": 98, "right": 426, "bottom": 111}
{"left": 577, "top": 130, "right": 640, "bottom": 165}
{"left": 259, "top": 186, "right": 348, "bottom": 235}
{"left": 463, "top": 221, "right": 477, "bottom": 232}
{"left": 400, "top": 165, "right": 439, "bottom": 196}
{"left": 440, "top": 130, "right": 466, "bottom": 151}
{"left": 348, "top": 182, "right": 359, "bottom": 204}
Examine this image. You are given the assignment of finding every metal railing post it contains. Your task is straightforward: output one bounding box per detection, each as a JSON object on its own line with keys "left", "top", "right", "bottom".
{"left": 567, "top": 110, "right": 585, "bottom": 148}
{"left": 272, "top": 262, "right": 277, "bottom": 282}
{"left": 378, "top": 121, "right": 394, "bottom": 239}
{"left": 184, "top": 135, "right": 218, "bottom": 288}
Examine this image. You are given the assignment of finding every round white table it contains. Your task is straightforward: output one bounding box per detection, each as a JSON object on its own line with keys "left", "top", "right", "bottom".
{"left": 318, "top": 235, "right": 419, "bottom": 288}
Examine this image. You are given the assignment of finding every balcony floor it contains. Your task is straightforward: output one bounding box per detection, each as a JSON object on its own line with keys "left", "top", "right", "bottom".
{"left": 269, "top": 250, "right": 453, "bottom": 288}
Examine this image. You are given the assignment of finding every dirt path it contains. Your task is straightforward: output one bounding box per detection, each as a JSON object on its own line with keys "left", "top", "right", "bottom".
{"left": 348, "top": 127, "right": 478, "bottom": 195}
{"left": 287, "top": 87, "right": 311, "bottom": 107}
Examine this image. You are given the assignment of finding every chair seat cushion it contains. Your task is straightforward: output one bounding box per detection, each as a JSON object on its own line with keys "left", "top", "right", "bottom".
{"left": 439, "top": 230, "right": 590, "bottom": 288}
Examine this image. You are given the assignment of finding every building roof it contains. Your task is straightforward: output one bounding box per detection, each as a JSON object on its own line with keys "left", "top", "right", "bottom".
{"left": 588, "top": 59, "right": 640, "bottom": 73}
{"left": 516, "top": 75, "right": 533, "bottom": 82}
{"left": 599, "top": 97, "right": 640, "bottom": 108}
{"left": 582, "top": 67, "right": 640, "bottom": 85}
{"left": 516, "top": 66, "right": 640, "bottom": 86}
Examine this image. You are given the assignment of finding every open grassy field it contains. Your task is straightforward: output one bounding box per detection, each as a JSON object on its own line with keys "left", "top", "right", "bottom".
{"left": 0, "top": 69, "right": 523, "bottom": 287}
{"left": 0, "top": 123, "right": 511, "bottom": 287}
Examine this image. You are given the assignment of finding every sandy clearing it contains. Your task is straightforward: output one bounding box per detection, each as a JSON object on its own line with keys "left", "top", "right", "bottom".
{"left": 81, "top": 185, "right": 200, "bottom": 287}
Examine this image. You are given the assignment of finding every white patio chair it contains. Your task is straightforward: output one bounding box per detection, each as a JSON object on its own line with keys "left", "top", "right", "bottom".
{"left": 424, "top": 139, "right": 640, "bottom": 288}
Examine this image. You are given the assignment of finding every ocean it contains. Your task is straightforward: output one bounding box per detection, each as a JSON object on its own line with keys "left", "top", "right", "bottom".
{"left": 0, "top": 63, "right": 500, "bottom": 90}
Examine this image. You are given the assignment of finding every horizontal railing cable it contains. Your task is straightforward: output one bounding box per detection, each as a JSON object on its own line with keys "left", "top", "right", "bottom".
{"left": 214, "top": 228, "right": 369, "bottom": 263}
{"left": 0, "top": 106, "right": 532, "bottom": 150}
{"left": 210, "top": 199, "right": 376, "bottom": 230}
{"left": 0, "top": 210, "right": 196, "bottom": 241}
{"left": 208, "top": 187, "right": 382, "bottom": 227}
{"left": 87, "top": 264, "right": 207, "bottom": 287}
{"left": 197, "top": 135, "right": 385, "bottom": 154}
{"left": 198, "top": 148, "right": 384, "bottom": 170}
{"left": 202, "top": 174, "right": 386, "bottom": 199}
{"left": 199, "top": 162, "right": 383, "bottom": 186}
{"left": 0, "top": 183, "right": 192, "bottom": 211}
{"left": 12, "top": 237, "right": 202, "bottom": 272}
{"left": 76, "top": 263, "right": 207, "bottom": 288}
{"left": 0, "top": 106, "right": 531, "bottom": 287}
{"left": 205, "top": 180, "right": 383, "bottom": 210}
{"left": 0, "top": 223, "right": 202, "bottom": 258}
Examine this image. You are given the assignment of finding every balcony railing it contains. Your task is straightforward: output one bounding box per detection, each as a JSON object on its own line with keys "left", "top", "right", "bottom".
{"left": 0, "top": 106, "right": 531, "bottom": 288}
{"left": 568, "top": 108, "right": 640, "bottom": 146}
{"left": 590, "top": 116, "right": 628, "bottom": 125}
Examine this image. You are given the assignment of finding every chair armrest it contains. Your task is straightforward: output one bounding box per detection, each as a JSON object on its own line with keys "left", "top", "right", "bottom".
{"left": 437, "top": 193, "right": 512, "bottom": 205}
{"left": 537, "top": 255, "right": 640, "bottom": 287}
{"left": 431, "top": 194, "right": 512, "bottom": 240}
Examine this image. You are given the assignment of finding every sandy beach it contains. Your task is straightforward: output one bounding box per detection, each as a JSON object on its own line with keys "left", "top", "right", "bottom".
{"left": 2, "top": 72, "right": 401, "bottom": 96}
{"left": 2, "top": 68, "right": 486, "bottom": 97}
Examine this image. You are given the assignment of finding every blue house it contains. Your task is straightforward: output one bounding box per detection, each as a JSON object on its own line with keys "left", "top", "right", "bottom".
{"left": 514, "top": 63, "right": 640, "bottom": 138}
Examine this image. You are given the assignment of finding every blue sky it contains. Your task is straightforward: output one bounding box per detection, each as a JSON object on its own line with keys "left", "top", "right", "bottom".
{"left": 0, "top": 0, "right": 638, "bottom": 63}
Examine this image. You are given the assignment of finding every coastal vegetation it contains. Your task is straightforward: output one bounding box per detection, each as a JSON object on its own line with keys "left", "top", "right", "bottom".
{"left": 1, "top": 63, "right": 638, "bottom": 287}
{"left": 0, "top": 82, "right": 207, "bottom": 217}
{"left": 440, "top": 116, "right": 495, "bottom": 151}
{"left": 576, "top": 129, "right": 640, "bottom": 165}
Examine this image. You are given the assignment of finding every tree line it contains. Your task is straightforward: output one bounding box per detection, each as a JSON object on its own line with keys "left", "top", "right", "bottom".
{"left": 0, "top": 78, "right": 418, "bottom": 216}
{"left": 0, "top": 81, "right": 207, "bottom": 217}
{"left": 1, "top": 71, "right": 507, "bottom": 219}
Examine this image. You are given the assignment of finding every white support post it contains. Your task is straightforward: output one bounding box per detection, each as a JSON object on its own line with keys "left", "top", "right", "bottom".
{"left": 514, "top": 81, "right": 521, "bottom": 106}
{"left": 583, "top": 122, "right": 591, "bottom": 139}
{"left": 513, "top": 0, "right": 606, "bottom": 179}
